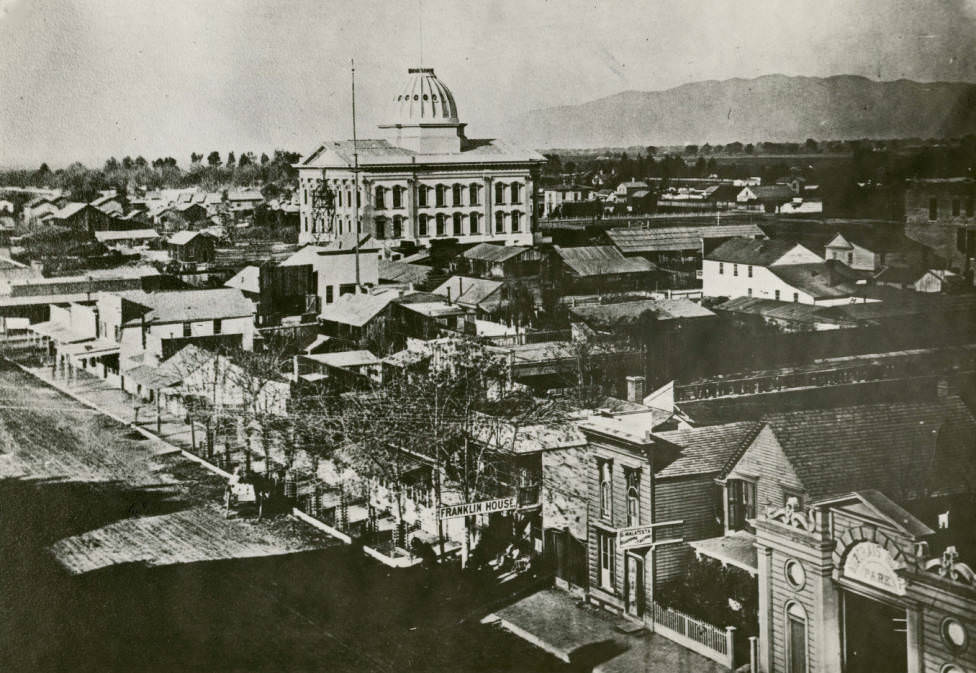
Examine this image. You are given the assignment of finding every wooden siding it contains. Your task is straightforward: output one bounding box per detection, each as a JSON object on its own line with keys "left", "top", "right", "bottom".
{"left": 654, "top": 475, "right": 723, "bottom": 584}
{"left": 728, "top": 425, "right": 804, "bottom": 512}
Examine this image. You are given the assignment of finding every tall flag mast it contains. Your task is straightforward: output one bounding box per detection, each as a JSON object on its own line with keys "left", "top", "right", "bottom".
{"left": 351, "top": 58, "right": 361, "bottom": 289}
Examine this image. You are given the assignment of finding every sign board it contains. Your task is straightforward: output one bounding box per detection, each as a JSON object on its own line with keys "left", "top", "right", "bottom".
{"left": 438, "top": 497, "right": 517, "bottom": 520}
{"left": 618, "top": 525, "right": 655, "bottom": 550}
{"left": 843, "top": 542, "right": 906, "bottom": 595}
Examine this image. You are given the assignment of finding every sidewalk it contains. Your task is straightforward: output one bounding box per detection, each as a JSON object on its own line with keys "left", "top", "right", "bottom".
{"left": 484, "top": 589, "right": 725, "bottom": 673}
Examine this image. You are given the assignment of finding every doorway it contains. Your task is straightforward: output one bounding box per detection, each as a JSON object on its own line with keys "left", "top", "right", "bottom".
{"left": 625, "top": 553, "right": 645, "bottom": 618}
{"left": 843, "top": 591, "right": 907, "bottom": 673}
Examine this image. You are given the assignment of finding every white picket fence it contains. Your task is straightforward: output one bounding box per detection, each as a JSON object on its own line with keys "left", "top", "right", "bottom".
{"left": 652, "top": 602, "right": 735, "bottom": 669}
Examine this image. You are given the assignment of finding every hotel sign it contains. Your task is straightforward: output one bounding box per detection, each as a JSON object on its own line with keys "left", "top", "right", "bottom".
{"left": 618, "top": 525, "right": 655, "bottom": 550}
{"left": 438, "top": 497, "right": 517, "bottom": 520}
{"left": 843, "top": 542, "right": 906, "bottom": 595}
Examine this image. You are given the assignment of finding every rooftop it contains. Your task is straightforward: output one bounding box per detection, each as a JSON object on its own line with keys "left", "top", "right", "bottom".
{"left": 462, "top": 242, "right": 530, "bottom": 264}
{"left": 168, "top": 230, "right": 214, "bottom": 246}
{"left": 570, "top": 298, "right": 714, "bottom": 329}
{"left": 707, "top": 237, "right": 812, "bottom": 265}
{"left": 654, "top": 421, "right": 764, "bottom": 478}
{"left": 767, "top": 263, "right": 863, "bottom": 299}
{"left": 94, "top": 229, "right": 159, "bottom": 242}
{"left": 318, "top": 288, "right": 400, "bottom": 327}
{"left": 116, "top": 288, "right": 255, "bottom": 324}
{"left": 608, "top": 224, "right": 766, "bottom": 254}
{"left": 378, "top": 259, "right": 432, "bottom": 285}
{"left": 432, "top": 276, "right": 503, "bottom": 309}
{"left": 224, "top": 265, "right": 259, "bottom": 294}
{"left": 554, "top": 245, "right": 655, "bottom": 277}
{"left": 299, "top": 138, "right": 545, "bottom": 168}
{"left": 304, "top": 350, "right": 380, "bottom": 369}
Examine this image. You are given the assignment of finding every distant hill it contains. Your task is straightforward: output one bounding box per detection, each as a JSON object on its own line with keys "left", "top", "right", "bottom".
{"left": 499, "top": 74, "right": 976, "bottom": 149}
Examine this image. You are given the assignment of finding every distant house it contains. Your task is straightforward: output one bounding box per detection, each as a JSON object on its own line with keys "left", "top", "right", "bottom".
{"left": 294, "top": 349, "right": 382, "bottom": 385}
{"left": 553, "top": 245, "right": 656, "bottom": 294}
{"left": 904, "top": 178, "right": 976, "bottom": 273}
{"left": 280, "top": 234, "right": 381, "bottom": 308}
{"left": 90, "top": 193, "right": 124, "bottom": 217}
{"left": 736, "top": 185, "right": 796, "bottom": 213}
{"left": 174, "top": 202, "right": 208, "bottom": 224}
{"left": 23, "top": 197, "right": 60, "bottom": 223}
{"left": 227, "top": 191, "right": 264, "bottom": 214}
{"left": 461, "top": 243, "right": 543, "bottom": 279}
{"left": 224, "top": 262, "right": 316, "bottom": 325}
{"left": 824, "top": 230, "right": 935, "bottom": 273}
{"left": 317, "top": 287, "right": 402, "bottom": 344}
{"left": 51, "top": 202, "right": 114, "bottom": 233}
{"left": 703, "top": 237, "right": 874, "bottom": 305}
{"left": 167, "top": 230, "right": 217, "bottom": 263}
{"left": 543, "top": 185, "right": 593, "bottom": 216}
{"left": 607, "top": 223, "right": 767, "bottom": 268}
{"left": 432, "top": 276, "right": 504, "bottom": 314}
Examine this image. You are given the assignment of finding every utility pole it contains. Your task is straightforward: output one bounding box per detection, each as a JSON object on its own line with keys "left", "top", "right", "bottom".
{"left": 351, "top": 59, "right": 361, "bottom": 290}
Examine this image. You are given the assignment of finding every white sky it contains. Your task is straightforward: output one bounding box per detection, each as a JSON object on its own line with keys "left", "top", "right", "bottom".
{"left": 1, "top": 0, "right": 975, "bottom": 167}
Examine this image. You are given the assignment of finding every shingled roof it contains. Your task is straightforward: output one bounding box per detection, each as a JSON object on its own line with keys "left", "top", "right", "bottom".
{"left": 554, "top": 246, "right": 655, "bottom": 277}
{"left": 462, "top": 242, "right": 529, "bottom": 263}
{"left": 655, "top": 422, "right": 764, "bottom": 478}
{"left": 707, "top": 238, "right": 814, "bottom": 266}
{"left": 608, "top": 224, "right": 766, "bottom": 254}
{"left": 756, "top": 397, "right": 976, "bottom": 502}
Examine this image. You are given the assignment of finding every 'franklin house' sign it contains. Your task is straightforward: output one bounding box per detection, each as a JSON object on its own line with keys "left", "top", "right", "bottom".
{"left": 843, "top": 541, "right": 907, "bottom": 595}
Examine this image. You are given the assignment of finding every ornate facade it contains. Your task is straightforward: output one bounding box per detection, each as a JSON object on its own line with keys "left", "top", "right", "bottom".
{"left": 297, "top": 67, "right": 545, "bottom": 247}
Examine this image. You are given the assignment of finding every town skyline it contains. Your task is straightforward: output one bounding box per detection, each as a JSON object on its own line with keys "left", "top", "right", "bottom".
{"left": 2, "top": 0, "right": 976, "bottom": 167}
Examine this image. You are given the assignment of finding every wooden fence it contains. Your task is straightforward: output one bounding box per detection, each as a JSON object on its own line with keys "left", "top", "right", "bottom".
{"left": 651, "top": 601, "right": 735, "bottom": 669}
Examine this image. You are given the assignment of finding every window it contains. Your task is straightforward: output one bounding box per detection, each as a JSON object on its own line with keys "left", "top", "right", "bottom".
{"left": 941, "top": 617, "right": 969, "bottom": 653}
{"left": 182, "top": 322, "right": 192, "bottom": 337}
{"left": 495, "top": 211, "right": 505, "bottom": 233}
{"left": 784, "top": 559, "right": 806, "bottom": 590}
{"left": 452, "top": 184, "right": 463, "bottom": 207}
{"left": 747, "top": 265, "right": 753, "bottom": 278}
{"left": 775, "top": 290, "right": 781, "bottom": 301}
{"left": 599, "top": 460, "right": 612, "bottom": 520}
{"left": 469, "top": 183, "right": 480, "bottom": 205}
{"left": 747, "top": 287, "right": 753, "bottom": 297}
{"left": 626, "top": 469, "right": 640, "bottom": 526}
{"left": 436, "top": 213, "right": 446, "bottom": 236}
{"left": 847, "top": 252, "right": 853, "bottom": 265}
{"left": 953, "top": 198, "right": 961, "bottom": 217}
{"left": 213, "top": 318, "right": 222, "bottom": 334}
{"left": 786, "top": 602, "right": 807, "bottom": 673}
{"left": 374, "top": 186, "right": 385, "bottom": 210}
{"left": 436, "top": 185, "right": 447, "bottom": 207}
{"left": 418, "top": 214, "right": 428, "bottom": 237}
{"left": 511, "top": 183, "right": 522, "bottom": 204}
{"left": 417, "top": 185, "right": 428, "bottom": 208}
{"left": 793, "top": 292, "right": 799, "bottom": 303}
{"left": 325, "top": 286, "right": 334, "bottom": 304}
{"left": 495, "top": 182, "right": 506, "bottom": 205}
{"left": 929, "top": 197, "right": 938, "bottom": 221}
{"left": 452, "top": 212, "right": 463, "bottom": 236}
{"left": 339, "top": 283, "right": 356, "bottom": 296}
{"left": 598, "top": 531, "right": 616, "bottom": 591}
{"left": 374, "top": 217, "right": 386, "bottom": 239}
{"left": 392, "top": 186, "right": 403, "bottom": 209}
{"left": 392, "top": 215, "right": 403, "bottom": 239}
{"left": 469, "top": 212, "right": 479, "bottom": 235}
{"left": 719, "top": 262, "right": 724, "bottom": 275}
{"left": 733, "top": 263, "right": 738, "bottom": 277}
{"left": 727, "top": 479, "right": 756, "bottom": 531}
{"left": 511, "top": 211, "right": 521, "bottom": 232}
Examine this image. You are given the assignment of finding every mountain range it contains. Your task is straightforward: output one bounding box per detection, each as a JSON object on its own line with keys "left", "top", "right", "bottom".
{"left": 497, "top": 74, "right": 976, "bottom": 150}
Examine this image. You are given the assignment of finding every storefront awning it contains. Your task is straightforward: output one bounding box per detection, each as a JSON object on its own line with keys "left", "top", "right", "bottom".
{"left": 689, "top": 530, "right": 758, "bottom": 576}
{"left": 60, "top": 338, "right": 120, "bottom": 359}
{"left": 30, "top": 321, "right": 93, "bottom": 344}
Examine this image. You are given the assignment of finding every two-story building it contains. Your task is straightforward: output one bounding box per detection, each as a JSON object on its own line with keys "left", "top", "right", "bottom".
{"left": 296, "top": 66, "right": 544, "bottom": 248}
{"left": 905, "top": 178, "right": 976, "bottom": 276}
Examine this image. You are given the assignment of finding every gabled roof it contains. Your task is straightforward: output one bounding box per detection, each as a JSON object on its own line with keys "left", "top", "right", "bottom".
{"left": 813, "top": 490, "right": 933, "bottom": 538}
{"left": 655, "top": 422, "right": 764, "bottom": 478}
{"left": 318, "top": 289, "right": 399, "bottom": 327}
{"left": 826, "top": 229, "right": 931, "bottom": 254}
{"left": 462, "top": 243, "right": 530, "bottom": 264}
{"left": 378, "top": 259, "right": 432, "bottom": 285}
{"left": 554, "top": 245, "right": 655, "bottom": 277}
{"left": 745, "top": 184, "right": 795, "bottom": 202}
{"left": 608, "top": 224, "right": 766, "bottom": 254}
{"left": 570, "top": 298, "right": 714, "bottom": 329}
{"left": 767, "top": 263, "right": 861, "bottom": 299}
{"left": 224, "top": 265, "right": 260, "bottom": 294}
{"left": 53, "top": 202, "right": 89, "bottom": 219}
{"left": 432, "top": 276, "right": 503, "bottom": 309}
{"left": 168, "top": 230, "right": 214, "bottom": 246}
{"left": 299, "top": 138, "right": 545, "bottom": 168}
{"left": 117, "top": 288, "right": 255, "bottom": 324}
{"left": 715, "top": 296, "right": 858, "bottom": 327}
{"left": 707, "top": 237, "right": 814, "bottom": 265}
{"left": 304, "top": 349, "right": 380, "bottom": 369}
{"left": 753, "top": 397, "right": 976, "bottom": 502}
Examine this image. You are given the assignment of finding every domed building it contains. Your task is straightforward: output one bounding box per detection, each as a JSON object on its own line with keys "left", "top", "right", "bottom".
{"left": 297, "top": 67, "right": 545, "bottom": 247}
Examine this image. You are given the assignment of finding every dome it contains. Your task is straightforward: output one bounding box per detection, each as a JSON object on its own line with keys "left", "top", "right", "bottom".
{"left": 390, "top": 67, "right": 459, "bottom": 126}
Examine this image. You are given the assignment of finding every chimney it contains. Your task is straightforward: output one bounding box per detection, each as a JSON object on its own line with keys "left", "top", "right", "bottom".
{"left": 626, "top": 375, "right": 646, "bottom": 404}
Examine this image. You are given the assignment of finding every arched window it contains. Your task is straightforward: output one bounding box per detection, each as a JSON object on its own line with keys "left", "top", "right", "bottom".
{"left": 417, "top": 185, "right": 428, "bottom": 208}
{"left": 495, "top": 182, "right": 506, "bottom": 205}
{"left": 392, "top": 186, "right": 403, "bottom": 209}
{"left": 392, "top": 215, "right": 403, "bottom": 239}
{"left": 785, "top": 601, "right": 807, "bottom": 673}
{"left": 510, "top": 182, "right": 521, "bottom": 204}
{"left": 374, "top": 186, "right": 386, "bottom": 210}
{"left": 418, "top": 214, "right": 428, "bottom": 237}
{"left": 337, "top": 189, "right": 343, "bottom": 208}
{"left": 346, "top": 190, "right": 351, "bottom": 208}
{"left": 469, "top": 183, "right": 480, "bottom": 206}
{"left": 626, "top": 469, "right": 640, "bottom": 526}
{"left": 436, "top": 213, "right": 446, "bottom": 236}
{"left": 452, "top": 184, "right": 463, "bottom": 207}
{"left": 469, "top": 212, "right": 480, "bottom": 234}
{"left": 495, "top": 211, "right": 505, "bottom": 233}
{"left": 452, "top": 212, "right": 463, "bottom": 235}
{"left": 436, "top": 185, "right": 447, "bottom": 208}
{"left": 511, "top": 211, "right": 522, "bottom": 232}
{"left": 374, "top": 216, "right": 386, "bottom": 239}
{"left": 599, "top": 461, "right": 612, "bottom": 519}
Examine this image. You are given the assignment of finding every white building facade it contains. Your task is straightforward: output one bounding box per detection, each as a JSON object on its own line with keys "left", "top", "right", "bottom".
{"left": 297, "top": 67, "right": 545, "bottom": 247}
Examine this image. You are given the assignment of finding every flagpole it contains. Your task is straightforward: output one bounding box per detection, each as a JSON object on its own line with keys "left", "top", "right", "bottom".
{"left": 351, "top": 58, "right": 361, "bottom": 290}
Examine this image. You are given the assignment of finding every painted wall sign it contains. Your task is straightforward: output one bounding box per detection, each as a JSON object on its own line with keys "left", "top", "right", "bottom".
{"left": 618, "top": 525, "right": 655, "bottom": 550}
{"left": 843, "top": 541, "right": 906, "bottom": 595}
{"left": 437, "top": 497, "right": 517, "bottom": 520}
